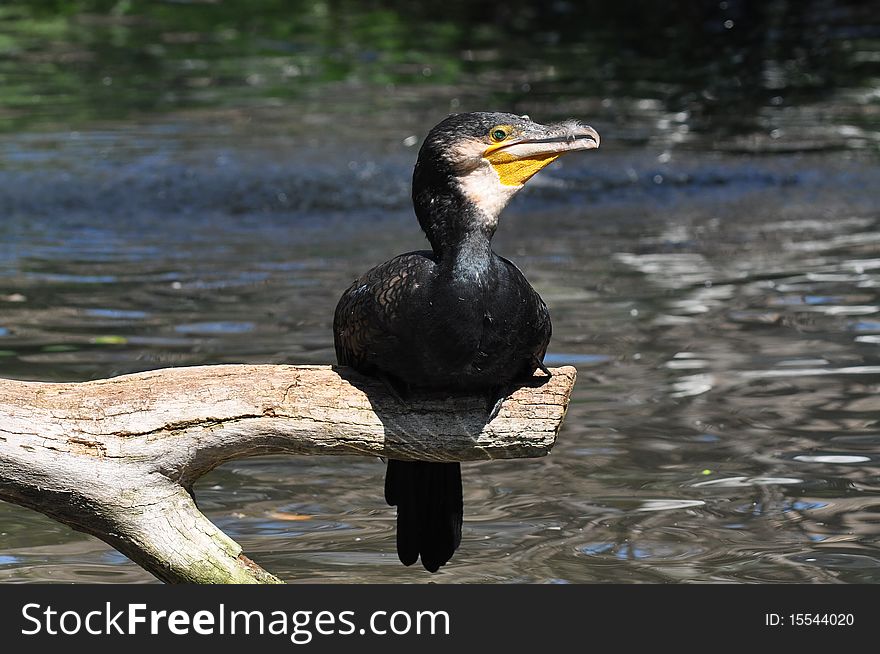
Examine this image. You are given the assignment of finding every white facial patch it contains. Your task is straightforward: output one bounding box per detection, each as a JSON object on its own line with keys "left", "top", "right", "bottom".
{"left": 455, "top": 159, "right": 521, "bottom": 230}
{"left": 444, "top": 136, "right": 522, "bottom": 229}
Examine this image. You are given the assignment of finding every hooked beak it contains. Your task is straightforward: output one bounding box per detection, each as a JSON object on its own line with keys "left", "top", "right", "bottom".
{"left": 487, "top": 122, "right": 600, "bottom": 158}
{"left": 483, "top": 121, "right": 600, "bottom": 186}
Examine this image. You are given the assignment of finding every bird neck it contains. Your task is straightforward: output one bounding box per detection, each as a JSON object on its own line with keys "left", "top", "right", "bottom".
{"left": 418, "top": 194, "right": 495, "bottom": 282}
{"left": 413, "top": 163, "right": 497, "bottom": 281}
{"left": 444, "top": 230, "right": 494, "bottom": 284}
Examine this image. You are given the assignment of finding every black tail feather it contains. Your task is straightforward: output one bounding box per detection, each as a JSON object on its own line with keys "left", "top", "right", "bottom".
{"left": 385, "top": 459, "right": 463, "bottom": 572}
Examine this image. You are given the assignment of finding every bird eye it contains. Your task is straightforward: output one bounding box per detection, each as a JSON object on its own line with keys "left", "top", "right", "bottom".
{"left": 490, "top": 127, "right": 508, "bottom": 142}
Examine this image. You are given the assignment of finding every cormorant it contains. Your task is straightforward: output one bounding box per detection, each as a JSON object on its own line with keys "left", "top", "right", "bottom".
{"left": 334, "top": 112, "right": 599, "bottom": 572}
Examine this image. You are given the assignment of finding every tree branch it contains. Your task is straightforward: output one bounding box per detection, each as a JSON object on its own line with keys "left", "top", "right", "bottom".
{"left": 0, "top": 364, "right": 576, "bottom": 583}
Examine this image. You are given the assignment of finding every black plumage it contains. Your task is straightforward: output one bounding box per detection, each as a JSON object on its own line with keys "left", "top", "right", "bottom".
{"left": 334, "top": 249, "right": 550, "bottom": 390}
{"left": 334, "top": 111, "right": 598, "bottom": 572}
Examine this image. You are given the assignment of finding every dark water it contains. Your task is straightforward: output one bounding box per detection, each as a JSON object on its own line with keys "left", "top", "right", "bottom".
{"left": 1, "top": 1, "right": 880, "bottom": 583}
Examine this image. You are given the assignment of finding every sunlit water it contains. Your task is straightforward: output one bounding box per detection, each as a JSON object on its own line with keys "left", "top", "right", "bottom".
{"left": 1, "top": 1, "right": 879, "bottom": 583}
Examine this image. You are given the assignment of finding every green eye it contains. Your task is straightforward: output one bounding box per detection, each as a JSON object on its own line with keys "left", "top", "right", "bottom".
{"left": 491, "top": 128, "right": 508, "bottom": 142}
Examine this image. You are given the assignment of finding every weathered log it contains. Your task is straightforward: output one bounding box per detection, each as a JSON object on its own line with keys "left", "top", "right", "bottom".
{"left": 0, "top": 364, "right": 576, "bottom": 583}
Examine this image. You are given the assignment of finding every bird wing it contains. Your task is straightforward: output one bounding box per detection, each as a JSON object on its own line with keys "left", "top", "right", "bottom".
{"left": 496, "top": 254, "right": 552, "bottom": 368}
{"left": 333, "top": 251, "right": 435, "bottom": 371}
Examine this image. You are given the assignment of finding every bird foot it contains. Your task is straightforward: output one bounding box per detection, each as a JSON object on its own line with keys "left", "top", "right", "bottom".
{"left": 376, "top": 372, "right": 411, "bottom": 408}
{"left": 487, "top": 359, "right": 551, "bottom": 421}
{"left": 486, "top": 385, "right": 511, "bottom": 422}
{"left": 534, "top": 356, "right": 552, "bottom": 377}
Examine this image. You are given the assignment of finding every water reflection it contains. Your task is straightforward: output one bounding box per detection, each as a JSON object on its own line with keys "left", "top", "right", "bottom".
{"left": 0, "top": 1, "right": 877, "bottom": 151}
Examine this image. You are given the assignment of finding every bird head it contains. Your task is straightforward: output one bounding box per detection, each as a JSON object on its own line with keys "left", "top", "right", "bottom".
{"left": 412, "top": 112, "right": 599, "bottom": 252}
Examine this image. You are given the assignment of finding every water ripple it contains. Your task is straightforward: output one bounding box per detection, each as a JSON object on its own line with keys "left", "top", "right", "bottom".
{"left": 793, "top": 455, "right": 871, "bottom": 464}
{"left": 636, "top": 499, "right": 707, "bottom": 512}
{"left": 1, "top": 117, "right": 879, "bottom": 585}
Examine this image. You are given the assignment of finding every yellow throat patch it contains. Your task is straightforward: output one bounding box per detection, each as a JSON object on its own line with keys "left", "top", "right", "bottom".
{"left": 485, "top": 150, "right": 561, "bottom": 187}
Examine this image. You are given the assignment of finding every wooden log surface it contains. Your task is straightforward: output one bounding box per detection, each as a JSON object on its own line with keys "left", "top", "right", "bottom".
{"left": 0, "top": 364, "right": 576, "bottom": 583}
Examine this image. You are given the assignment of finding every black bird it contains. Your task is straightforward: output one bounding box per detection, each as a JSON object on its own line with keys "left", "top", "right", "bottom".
{"left": 334, "top": 112, "right": 599, "bottom": 572}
